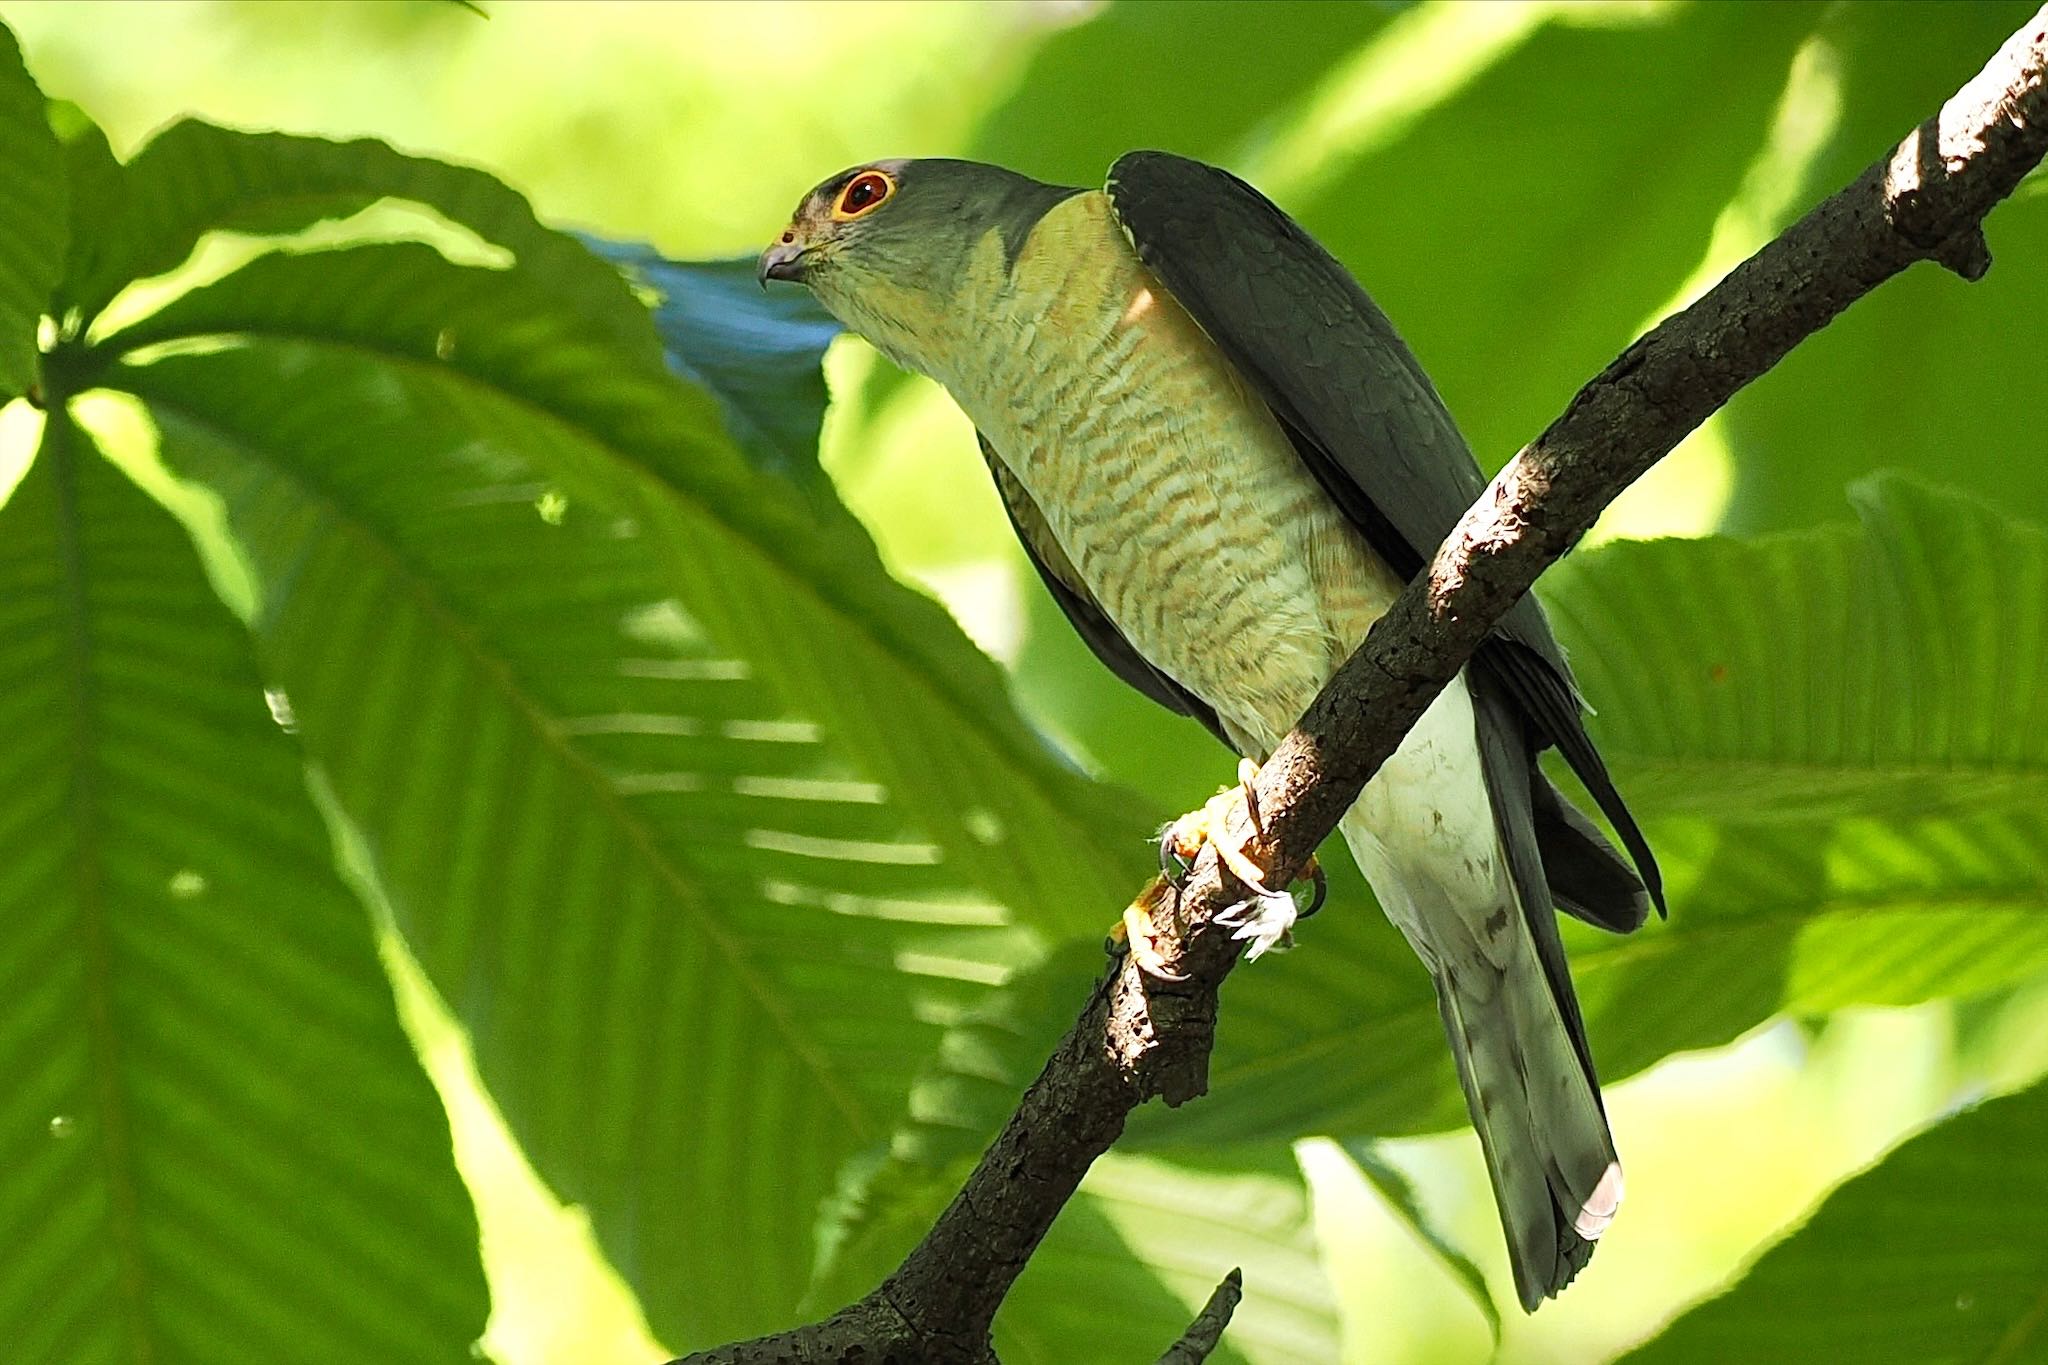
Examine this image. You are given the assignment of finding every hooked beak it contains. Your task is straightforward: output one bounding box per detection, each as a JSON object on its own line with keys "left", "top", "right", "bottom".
{"left": 757, "top": 238, "right": 809, "bottom": 288}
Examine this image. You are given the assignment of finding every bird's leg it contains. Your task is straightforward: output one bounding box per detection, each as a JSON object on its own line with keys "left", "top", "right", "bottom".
{"left": 1157, "top": 758, "right": 1323, "bottom": 960}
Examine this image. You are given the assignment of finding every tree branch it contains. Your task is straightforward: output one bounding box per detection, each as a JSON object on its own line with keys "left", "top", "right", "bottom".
{"left": 673, "top": 11, "right": 2048, "bottom": 1363}
{"left": 1154, "top": 1268, "right": 1243, "bottom": 1365}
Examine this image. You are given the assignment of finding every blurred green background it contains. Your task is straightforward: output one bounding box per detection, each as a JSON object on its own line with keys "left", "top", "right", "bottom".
{"left": 5, "top": 2, "right": 2045, "bottom": 1362}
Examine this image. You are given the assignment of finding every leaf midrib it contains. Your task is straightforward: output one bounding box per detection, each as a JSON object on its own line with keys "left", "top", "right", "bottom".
{"left": 123, "top": 383, "right": 878, "bottom": 1139}
{"left": 44, "top": 416, "right": 154, "bottom": 1363}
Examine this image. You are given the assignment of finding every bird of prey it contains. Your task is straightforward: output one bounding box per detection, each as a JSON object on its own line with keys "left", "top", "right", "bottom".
{"left": 760, "top": 152, "right": 1661, "bottom": 1311}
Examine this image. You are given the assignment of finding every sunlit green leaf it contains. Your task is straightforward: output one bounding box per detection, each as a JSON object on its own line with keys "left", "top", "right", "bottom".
{"left": 124, "top": 336, "right": 957, "bottom": 1346}
{"left": 0, "top": 410, "right": 486, "bottom": 1363}
{"left": 1002, "top": 1153, "right": 1338, "bottom": 1365}
{"left": 969, "top": 1, "right": 1395, "bottom": 186}
{"left": 1344, "top": 1141, "right": 1502, "bottom": 1342}
{"left": 0, "top": 23, "right": 64, "bottom": 397}
{"left": 1293, "top": 1, "right": 1818, "bottom": 469}
{"left": 1620, "top": 1077, "right": 2048, "bottom": 1364}
{"left": 1720, "top": 0, "right": 2048, "bottom": 533}
{"left": 808, "top": 949, "right": 1338, "bottom": 1364}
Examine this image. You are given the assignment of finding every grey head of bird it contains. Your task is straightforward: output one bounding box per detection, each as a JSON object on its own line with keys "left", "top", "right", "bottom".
{"left": 759, "top": 158, "right": 1081, "bottom": 374}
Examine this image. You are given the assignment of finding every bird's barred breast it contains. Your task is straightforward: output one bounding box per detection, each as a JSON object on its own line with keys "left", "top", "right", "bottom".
{"left": 937, "top": 192, "right": 1511, "bottom": 951}
{"left": 948, "top": 192, "right": 1405, "bottom": 748}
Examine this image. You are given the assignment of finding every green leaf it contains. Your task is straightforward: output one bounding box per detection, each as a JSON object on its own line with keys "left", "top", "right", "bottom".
{"left": 1619, "top": 1077, "right": 2048, "bottom": 1363}
{"left": 0, "top": 24, "right": 65, "bottom": 397}
{"left": 0, "top": 410, "right": 486, "bottom": 1363}
{"left": 804, "top": 944, "right": 1102, "bottom": 1311}
{"left": 968, "top": 1, "right": 1396, "bottom": 186}
{"left": 808, "top": 947, "right": 1337, "bottom": 1362}
{"left": 64, "top": 120, "right": 661, "bottom": 364}
{"left": 582, "top": 241, "right": 845, "bottom": 513}
{"left": 1000, "top": 1153, "right": 1338, "bottom": 1365}
{"left": 124, "top": 341, "right": 990, "bottom": 1346}
{"left": 1720, "top": 0, "right": 2048, "bottom": 533}
{"left": 1132, "top": 480, "right": 2048, "bottom": 1148}
{"left": 1291, "top": 1, "right": 1819, "bottom": 469}
{"left": 1553, "top": 478, "right": 2048, "bottom": 1075}
{"left": 44, "top": 101, "right": 122, "bottom": 293}
{"left": 1343, "top": 1141, "right": 1501, "bottom": 1342}
{"left": 1557, "top": 477, "right": 2048, "bottom": 818}
{"left": 103, "top": 238, "right": 1156, "bottom": 1346}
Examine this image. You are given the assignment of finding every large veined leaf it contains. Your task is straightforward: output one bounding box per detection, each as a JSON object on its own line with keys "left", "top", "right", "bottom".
{"left": 88, "top": 208, "right": 1154, "bottom": 1343}
{"left": 116, "top": 337, "right": 1008, "bottom": 1346}
{"left": 1552, "top": 478, "right": 2048, "bottom": 1077}
{"left": 0, "top": 411, "right": 486, "bottom": 1363}
{"left": 0, "top": 23, "right": 64, "bottom": 397}
{"left": 1620, "top": 1076, "right": 2048, "bottom": 1364}
{"left": 1127, "top": 480, "right": 2048, "bottom": 1148}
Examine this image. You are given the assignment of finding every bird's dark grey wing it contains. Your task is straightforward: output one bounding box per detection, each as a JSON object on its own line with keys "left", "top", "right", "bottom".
{"left": 977, "top": 434, "right": 1233, "bottom": 748}
{"left": 1106, "top": 149, "right": 1660, "bottom": 920}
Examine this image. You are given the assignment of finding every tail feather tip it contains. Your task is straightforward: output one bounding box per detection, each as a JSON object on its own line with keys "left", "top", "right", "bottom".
{"left": 1572, "top": 1161, "right": 1625, "bottom": 1240}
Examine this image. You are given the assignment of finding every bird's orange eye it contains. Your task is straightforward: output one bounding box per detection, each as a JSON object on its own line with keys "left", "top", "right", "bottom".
{"left": 834, "top": 171, "right": 894, "bottom": 220}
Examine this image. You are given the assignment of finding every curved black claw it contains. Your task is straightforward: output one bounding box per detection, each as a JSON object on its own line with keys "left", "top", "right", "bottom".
{"left": 1158, "top": 820, "right": 1195, "bottom": 886}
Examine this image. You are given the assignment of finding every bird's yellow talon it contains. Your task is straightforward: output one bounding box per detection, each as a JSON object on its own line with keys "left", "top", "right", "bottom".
{"left": 1119, "top": 882, "right": 1187, "bottom": 981}
{"left": 1163, "top": 760, "right": 1277, "bottom": 894}
{"left": 1155, "top": 759, "right": 1319, "bottom": 960}
{"left": 1162, "top": 788, "right": 1231, "bottom": 865}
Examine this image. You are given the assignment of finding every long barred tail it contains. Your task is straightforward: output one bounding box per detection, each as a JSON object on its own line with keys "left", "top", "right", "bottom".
{"left": 1430, "top": 942, "right": 1623, "bottom": 1308}
{"left": 1338, "top": 670, "right": 1639, "bottom": 1311}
